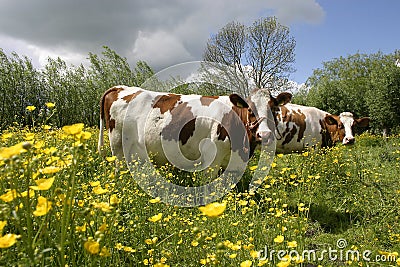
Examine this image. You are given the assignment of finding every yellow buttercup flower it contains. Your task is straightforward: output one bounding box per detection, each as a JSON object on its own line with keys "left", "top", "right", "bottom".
{"left": 250, "top": 250, "right": 259, "bottom": 258}
{"left": 0, "top": 234, "right": 20, "bottom": 248}
{"left": 249, "top": 165, "right": 258, "bottom": 171}
{"left": 62, "top": 123, "right": 84, "bottom": 135}
{"left": 92, "top": 202, "right": 113, "bottom": 212}
{"left": 25, "top": 133, "right": 35, "bottom": 141}
{"left": 26, "top": 105, "right": 36, "bottom": 112}
{"left": 287, "top": 240, "right": 297, "bottom": 248}
{"left": 93, "top": 186, "right": 109, "bottom": 195}
{"left": 33, "top": 196, "right": 52, "bottom": 216}
{"left": 276, "top": 260, "right": 290, "bottom": 267}
{"left": 99, "top": 246, "right": 111, "bottom": 257}
{"left": 76, "top": 223, "right": 87, "bottom": 232}
{"left": 199, "top": 202, "right": 226, "bottom": 218}
{"left": 98, "top": 223, "right": 108, "bottom": 232}
{"left": 149, "top": 197, "right": 161, "bottom": 204}
{"left": 110, "top": 194, "right": 120, "bottom": 205}
{"left": 30, "top": 177, "right": 55, "bottom": 191}
{"left": 0, "top": 190, "right": 17, "bottom": 202}
{"left": 84, "top": 240, "right": 100, "bottom": 254}
{"left": 81, "top": 131, "right": 92, "bottom": 140}
{"left": 20, "top": 189, "right": 35, "bottom": 198}
{"left": 1, "top": 133, "right": 13, "bottom": 141}
{"left": 145, "top": 237, "right": 158, "bottom": 245}
{"left": 106, "top": 156, "right": 117, "bottom": 162}
{"left": 45, "top": 102, "right": 55, "bottom": 109}
{"left": 0, "top": 143, "right": 26, "bottom": 160}
{"left": 90, "top": 181, "right": 100, "bottom": 187}
{"left": 148, "top": 213, "right": 163, "bottom": 223}
{"left": 274, "top": 235, "right": 284, "bottom": 244}
{"left": 240, "top": 260, "right": 253, "bottom": 267}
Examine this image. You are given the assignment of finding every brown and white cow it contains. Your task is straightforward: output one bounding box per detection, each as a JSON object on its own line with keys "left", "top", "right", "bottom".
{"left": 273, "top": 97, "right": 370, "bottom": 153}
{"left": 98, "top": 86, "right": 279, "bottom": 176}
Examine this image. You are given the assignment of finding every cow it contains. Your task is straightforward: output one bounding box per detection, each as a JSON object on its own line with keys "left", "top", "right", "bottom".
{"left": 98, "top": 86, "right": 281, "bottom": 177}
{"left": 273, "top": 95, "right": 370, "bottom": 153}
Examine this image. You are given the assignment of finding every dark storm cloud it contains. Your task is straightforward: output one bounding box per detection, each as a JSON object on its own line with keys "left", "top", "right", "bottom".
{"left": 0, "top": 0, "right": 324, "bottom": 69}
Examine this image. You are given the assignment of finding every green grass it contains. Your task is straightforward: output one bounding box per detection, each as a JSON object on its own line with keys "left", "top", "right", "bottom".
{"left": 0, "top": 123, "right": 399, "bottom": 266}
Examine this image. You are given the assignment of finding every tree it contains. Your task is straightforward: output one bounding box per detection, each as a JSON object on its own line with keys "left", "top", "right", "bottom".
{"left": 366, "top": 54, "right": 400, "bottom": 135}
{"left": 306, "top": 52, "right": 400, "bottom": 134}
{"left": 0, "top": 49, "right": 45, "bottom": 128}
{"left": 203, "top": 17, "right": 296, "bottom": 96}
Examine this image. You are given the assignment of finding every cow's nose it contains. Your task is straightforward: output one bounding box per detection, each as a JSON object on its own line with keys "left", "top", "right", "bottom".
{"left": 343, "top": 137, "right": 355, "bottom": 145}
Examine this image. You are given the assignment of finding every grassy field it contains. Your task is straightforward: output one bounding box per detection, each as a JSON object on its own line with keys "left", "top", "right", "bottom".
{"left": 0, "top": 119, "right": 399, "bottom": 266}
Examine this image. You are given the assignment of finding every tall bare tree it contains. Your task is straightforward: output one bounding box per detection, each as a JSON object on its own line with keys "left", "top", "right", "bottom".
{"left": 203, "top": 17, "right": 295, "bottom": 95}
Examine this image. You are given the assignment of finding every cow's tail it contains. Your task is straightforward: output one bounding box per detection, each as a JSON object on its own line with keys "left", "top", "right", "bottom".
{"left": 98, "top": 90, "right": 107, "bottom": 157}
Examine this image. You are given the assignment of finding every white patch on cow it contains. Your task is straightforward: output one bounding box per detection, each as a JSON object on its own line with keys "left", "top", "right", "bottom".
{"left": 339, "top": 112, "right": 355, "bottom": 145}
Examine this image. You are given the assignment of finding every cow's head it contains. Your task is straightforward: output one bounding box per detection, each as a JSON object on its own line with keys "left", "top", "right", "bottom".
{"left": 338, "top": 112, "right": 370, "bottom": 144}
{"left": 245, "top": 89, "right": 292, "bottom": 145}
{"left": 324, "top": 112, "right": 370, "bottom": 145}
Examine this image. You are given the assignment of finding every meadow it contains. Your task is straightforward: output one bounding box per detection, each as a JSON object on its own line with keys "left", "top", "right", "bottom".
{"left": 0, "top": 108, "right": 399, "bottom": 266}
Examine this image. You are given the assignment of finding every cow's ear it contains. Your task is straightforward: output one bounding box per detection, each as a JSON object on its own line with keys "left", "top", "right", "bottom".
{"left": 275, "top": 92, "right": 292, "bottom": 105}
{"left": 229, "top": 94, "right": 249, "bottom": 108}
{"left": 355, "top": 117, "right": 370, "bottom": 127}
{"left": 324, "top": 115, "right": 338, "bottom": 126}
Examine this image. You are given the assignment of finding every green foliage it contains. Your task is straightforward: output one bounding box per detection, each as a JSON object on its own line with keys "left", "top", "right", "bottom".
{"left": 0, "top": 49, "right": 46, "bottom": 128}
{"left": 0, "top": 47, "right": 154, "bottom": 130}
{"left": 306, "top": 52, "right": 400, "bottom": 133}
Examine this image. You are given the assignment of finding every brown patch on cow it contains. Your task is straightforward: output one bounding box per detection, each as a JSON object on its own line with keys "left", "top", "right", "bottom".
{"left": 100, "top": 87, "right": 125, "bottom": 133}
{"left": 282, "top": 125, "right": 297, "bottom": 146}
{"left": 161, "top": 102, "right": 196, "bottom": 145}
{"left": 200, "top": 96, "right": 219, "bottom": 106}
{"left": 291, "top": 109, "right": 306, "bottom": 142}
{"left": 217, "top": 105, "right": 254, "bottom": 162}
{"left": 180, "top": 118, "right": 196, "bottom": 145}
{"left": 276, "top": 107, "right": 306, "bottom": 145}
{"left": 280, "top": 106, "right": 290, "bottom": 122}
{"left": 122, "top": 91, "right": 142, "bottom": 103}
{"left": 152, "top": 94, "right": 181, "bottom": 114}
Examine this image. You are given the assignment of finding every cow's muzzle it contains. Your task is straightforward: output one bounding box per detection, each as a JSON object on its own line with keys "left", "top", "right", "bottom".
{"left": 343, "top": 137, "right": 355, "bottom": 145}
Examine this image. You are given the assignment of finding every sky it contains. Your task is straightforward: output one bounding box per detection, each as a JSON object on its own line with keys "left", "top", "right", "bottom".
{"left": 0, "top": 0, "right": 399, "bottom": 85}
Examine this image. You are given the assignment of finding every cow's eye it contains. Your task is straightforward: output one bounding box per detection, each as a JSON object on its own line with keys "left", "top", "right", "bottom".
{"left": 338, "top": 124, "right": 344, "bottom": 129}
